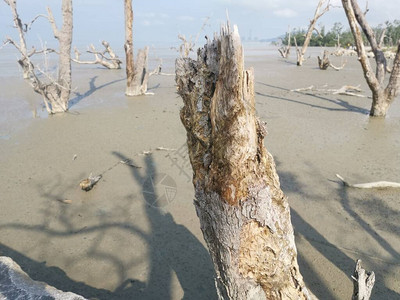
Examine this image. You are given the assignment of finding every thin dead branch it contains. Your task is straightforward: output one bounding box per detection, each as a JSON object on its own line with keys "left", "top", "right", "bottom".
{"left": 72, "top": 41, "right": 122, "bottom": 69}
{"left": 174, "top": 17, "right": 210, "bottom": 58}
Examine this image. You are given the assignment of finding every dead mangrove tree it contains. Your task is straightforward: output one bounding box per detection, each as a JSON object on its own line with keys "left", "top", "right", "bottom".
{"left": 124, "top": 0, "right": 150, "bottom": 96}
{"left": 73, "top": 41, "right": 122, "bottom": 69}
{"left": 296, "top": 0, "right": 331, "bottom": 66}
{"left": 342, "top": 0, "right": 400, "bottom": 116}
{"left": 4, "top": 0, "right": 73, "bottom": 114}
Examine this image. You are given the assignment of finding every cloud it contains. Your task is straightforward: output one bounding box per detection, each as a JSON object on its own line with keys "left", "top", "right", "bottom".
{"left": 178, "top": 16, "right": 195, "bottom": 22}
{"left": 273, "top": 9, "right": 297, "bottom": 18}
{"left": 137, "top": 12, "right": 170, "bottom": 26}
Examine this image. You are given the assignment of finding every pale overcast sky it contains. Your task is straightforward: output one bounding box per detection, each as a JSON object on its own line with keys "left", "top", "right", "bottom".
{"left": 1, "top": 0, "right": 399, "bottom": 49}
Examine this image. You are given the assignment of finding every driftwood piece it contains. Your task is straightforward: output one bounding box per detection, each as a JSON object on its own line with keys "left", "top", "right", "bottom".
{"left": 352, "top": 260, "right": 375, "bottom": 300}
{"left": 72, "top": 41, "right": 122, "bottom": 69}
{"left": 332, "top": 85, "right": 364, "bottom": 97}
{"left": 176, "top": 22, "right": 314, "bottom": 299}
{"left": 336, "top": 174, "right": 400, "bottom": 188}
{"left": 79, "top": 173, "right": 102, "bottom": 191}
{"left": 291, "top": 85, "right": 365, "bottom": 97}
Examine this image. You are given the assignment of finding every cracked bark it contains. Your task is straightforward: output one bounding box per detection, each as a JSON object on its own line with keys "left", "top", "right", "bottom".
{"left": 176, "top": 23, "right": 314, "bottom": 299}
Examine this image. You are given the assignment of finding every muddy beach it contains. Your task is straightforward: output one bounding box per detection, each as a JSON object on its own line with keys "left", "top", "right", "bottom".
{"left": 0, "top": 45, "right": 399, "bottom": 299}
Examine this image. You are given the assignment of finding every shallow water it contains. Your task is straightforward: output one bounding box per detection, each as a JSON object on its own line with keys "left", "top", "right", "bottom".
{"left": 0, "top": 44, "right": 399, "bottom": 299}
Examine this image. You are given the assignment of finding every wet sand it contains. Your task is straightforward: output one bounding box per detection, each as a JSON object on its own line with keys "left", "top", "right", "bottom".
{"left": 0, "top": 46, "right": 399, "bottom": 299}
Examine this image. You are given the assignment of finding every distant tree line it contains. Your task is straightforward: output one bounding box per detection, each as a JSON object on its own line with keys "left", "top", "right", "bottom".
{"left": 282, "top": 20, "right": 400, "bottom": 48}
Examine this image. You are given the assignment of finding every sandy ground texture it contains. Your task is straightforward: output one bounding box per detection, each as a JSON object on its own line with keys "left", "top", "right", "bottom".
{"left": 0, "top": 45, "right": 400, "bottom": 299}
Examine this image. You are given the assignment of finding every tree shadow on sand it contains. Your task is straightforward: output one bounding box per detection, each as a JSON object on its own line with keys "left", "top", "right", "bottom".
{"left": 0, "top": 154, "right": 216, "bottom": 299}
{"left": 68, "top": 76, "right": 125, "bottom": 108}
{"left": 112, "top": 151, "right": 217, "bottom": 299}
{"left": 273, "top": 158, "right": 400, "bottom": 299}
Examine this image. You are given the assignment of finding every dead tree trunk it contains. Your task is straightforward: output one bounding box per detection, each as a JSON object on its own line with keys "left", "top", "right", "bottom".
{"left": 342, "top": 0, "right": 400, "bottom": 117}
{"left": 48, "top": 0, "right": 73, "bottom": 112}
{"left": 176, "top": 23, "right": 313, "bottom": 299}
{"left": 297, "top": 0, "right": 330, "bottom": 66}
{"left": 124, "top": 0, "right": 149, "bottom": 96}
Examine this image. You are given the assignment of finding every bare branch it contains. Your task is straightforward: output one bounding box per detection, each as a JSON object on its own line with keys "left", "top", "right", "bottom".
{"left": 24, "top": 14, "right": 48, "bottom": 32}
{"left": 72, "top": 42, "right": 122, "bottom": 69}
{"left": 313, "top": 27, "right": 323, "bottom": 38}
{"left": 46, "top": 6, "right": 59, "bottom": 39}
{"left": 316, "top": 0, "right": 331, "bottom": 19}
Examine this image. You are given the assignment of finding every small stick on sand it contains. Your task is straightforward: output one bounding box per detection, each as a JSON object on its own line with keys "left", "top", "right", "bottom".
{"left": 156, "top": 147, "right": 177, "bottom": 151}
{"left": 336, "top": 174, "right": 400, "bottom": 189}
{"left": 57, "top": 199, "right": 72, "bottom": 204}
{"left": 120, "top": 159, "right": 141, "bottom": 168}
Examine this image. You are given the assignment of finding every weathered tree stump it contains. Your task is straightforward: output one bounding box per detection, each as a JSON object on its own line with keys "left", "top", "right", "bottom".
{"left": 124, "top": 0, "right": 151, "bottom": 96}
{"left": 318, "top": 50, "right": 330, "bottom": 70}
{"left": 278, "top": 26, "right": 291, "bottom": 58}
{"left": 176, "top": 23, "right": 314, "bottom": 299}
{"left": 352, "top": 260, "right": 375, "bottom": 300}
